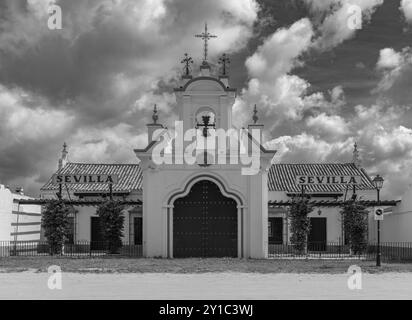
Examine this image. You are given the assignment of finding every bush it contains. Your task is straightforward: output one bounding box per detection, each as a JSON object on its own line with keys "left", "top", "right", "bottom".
{"left": 42, "top": 200, "right": 76, "bottom": 255}
{"left": 341, "top": 201, "right": 368, "bottom": 255}
{"left": 96, "top": 200, "right": 125, "bottom": 254}
{"left": 289, "top": 199, "right": 313, "bottom": 253}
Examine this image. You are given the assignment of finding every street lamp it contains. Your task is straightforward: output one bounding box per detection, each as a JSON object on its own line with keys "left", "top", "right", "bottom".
{"left": 372, "top": 174, "right": 384, "bottom": 267}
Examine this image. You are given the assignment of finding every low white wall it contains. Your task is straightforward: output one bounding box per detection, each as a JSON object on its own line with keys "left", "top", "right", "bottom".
{"left": 380, "top": 185, "right": 412, "bottom": 242}
{"left": 11, "top": 194, "right": 42, "bottom": 242}
{"left": 0, "top": 185, "right": 12, "bottom": 241}
{"left": 0, "top": 185, "right": 42, "bottom": 257}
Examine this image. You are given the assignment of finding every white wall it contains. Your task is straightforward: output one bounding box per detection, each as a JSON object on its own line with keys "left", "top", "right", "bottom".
{"left": 11, "top": 193, "right": 41, "bottom": 242}
{"left": 69, "top": 205, "right": 140, "bottom": 243}
{"left": 0, "top": 185, "right": 12, "bottom": 241}
{"left": 269, "top": 189, "right": 377, "bottom": 244}
{"left": 379, "top": 185, "right": 412, "bottom": 242}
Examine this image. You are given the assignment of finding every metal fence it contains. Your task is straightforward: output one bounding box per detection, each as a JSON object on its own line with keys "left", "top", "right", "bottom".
{"left": 0, "top": 241, "right": 143, "bottom": 258}
{"left": 268, "top": 242, "right": 412, "bottom": 262}
{"left": 1, "top": 241, "right": 412, "bottom": 261}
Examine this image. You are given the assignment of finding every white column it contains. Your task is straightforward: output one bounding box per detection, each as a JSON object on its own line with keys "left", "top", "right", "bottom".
{"left": 166, "top": 205, "right": 174, "bottom": 258}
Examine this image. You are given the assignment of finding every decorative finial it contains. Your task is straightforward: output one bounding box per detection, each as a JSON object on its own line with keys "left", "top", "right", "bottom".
{"left": 152, "top": 104, "right": 158, "bottom": 124}
{"left": 181, "top": 53, "right": 193, "bottom": 77}
{"left": 195, "top": 22, "right": 217, "bottom": 63}
{"left": 58, "top": 142, "right": 68, "bottom": 170}
{"left": 353, "top": 141, "right": 361, "bottom": 167}
{"left": 218, "top": 53, "right": 230, "bottom": 76}
{"left": 252, "top": 104, "right": 258, "bottom": 124}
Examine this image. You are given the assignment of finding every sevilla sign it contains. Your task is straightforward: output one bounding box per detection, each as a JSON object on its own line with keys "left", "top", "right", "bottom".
{"left": 52, "top": 174, "right": 119, "bottom": 185}
{"left": 296, "top": 175, "right": 362, "bottom": 185}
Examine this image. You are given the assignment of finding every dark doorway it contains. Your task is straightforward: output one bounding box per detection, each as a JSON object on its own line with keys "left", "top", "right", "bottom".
{"left": 91, "top": 217, "right": 104, "bottom": 250}
{"left": 308, "top": 217, "right": 327, "bottom": 251}
{"left": 134, "top": 217, "right": 143, "bottom": 245}
{"left": 268, "top": 217, "right": 283, "bottom": 244}
{"left": 173, "top": 180, "right": 238, "bottom": 258}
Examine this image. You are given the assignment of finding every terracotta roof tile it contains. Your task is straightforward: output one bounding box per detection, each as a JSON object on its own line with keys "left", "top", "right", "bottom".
{"left": 41, "top": 162, "right": 374, "bottom": 194}
{"left": 41, "top": 163, "right": 142, "bottom": 193}
{"left": 268, "top": 163, "right": 375, "bottom": 193}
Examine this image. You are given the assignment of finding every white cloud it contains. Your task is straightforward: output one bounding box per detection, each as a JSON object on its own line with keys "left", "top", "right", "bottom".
{"left": 235, "top": 18, "right": 315, "bottom": 126}
{"left": 304, "top": 0, "right": 384, "bottom": 51}
{"left": 0, "top": 85, "right": 74, "bottom": 146}
{"left": 376, "top": 48, "right": 403, "bottom": 70}
{"left": 306, "top": 113, "right": 349, "bottom": 139}
{"left": 245, "top": 18, "right": 313, "bottom": 81}
{"left": 400, "top": 0, "right": 412, "bottom": 23}
{"left": 69, "top": 124, "right": 146, "bottom": 164}
{"left": 266, "top": 102, "right": 412, "bottom": 199}
{"left": 374, "top": 47, "right": 412, "bottom": 93}
{"left": 265, "top": 133, "right": 352, "bottom": 163}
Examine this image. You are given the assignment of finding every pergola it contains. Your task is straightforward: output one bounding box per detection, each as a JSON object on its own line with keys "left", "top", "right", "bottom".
{"left": 16, "top": 199, "right": 142, "bottom": 206}
{"left": 268, "top": 200, "right": 399, "bottom": 208}
{"left": 17, "top": 198, "right": 398, "bottom": 208}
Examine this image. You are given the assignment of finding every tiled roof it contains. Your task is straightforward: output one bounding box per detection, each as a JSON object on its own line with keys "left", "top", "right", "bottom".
{"left": 42, "top": 162, "right": 374, "bottom": 194}
{"left": 41, "top": 163, "right": 142, "bottom": 193}
{"left": 268, "top": 163, "right": 375, "bottom": 193}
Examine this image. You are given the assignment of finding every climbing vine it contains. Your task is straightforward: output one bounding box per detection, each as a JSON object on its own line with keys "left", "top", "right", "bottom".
{"left": 289, "top": 198, "right": 313, "bottom": 253}
{"left": 341, "top": 201, "right": 368, "bottom": 255}
{"left": 42, "top": 200, "right": 76, "bottom": 255}
{"left": 96, "top": 200, "right": 125, "bottom": 254}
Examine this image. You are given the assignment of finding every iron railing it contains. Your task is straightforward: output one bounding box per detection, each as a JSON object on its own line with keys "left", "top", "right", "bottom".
{"left": 1, "top": 241, "right": 412, "bottom": 261}
{"left": 0, "top": 241, "right": 143, "bottom": 258}
{"left": 268, "top": 242, "right": 412, "bottom": 262}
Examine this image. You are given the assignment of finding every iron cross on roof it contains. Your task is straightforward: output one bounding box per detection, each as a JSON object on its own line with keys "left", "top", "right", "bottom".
{"left": 195, "top": 23, "right": 217, "bottom": 63}
{"left": 218, "top": 53, "right": 230, "bottom": 76}
{"left": 181, "top": 53, "right": 194, "bottom": 77}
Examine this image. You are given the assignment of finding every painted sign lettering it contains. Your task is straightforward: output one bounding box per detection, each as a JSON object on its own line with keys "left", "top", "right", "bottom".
{"left": 52, "top": 174, "right": 119, "bottom": 184}
{"left": 296, "top": 175, "right": 362, "bottom": 185}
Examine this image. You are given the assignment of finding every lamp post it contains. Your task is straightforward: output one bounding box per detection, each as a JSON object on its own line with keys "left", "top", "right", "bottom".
{"left": 372, "top": 174, "right": 384, "bottom": 267}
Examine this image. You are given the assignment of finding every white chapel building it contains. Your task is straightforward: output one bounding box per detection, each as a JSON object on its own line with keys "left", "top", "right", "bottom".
{"left": 40, "top": 35, "right": 379, "bottom": 259}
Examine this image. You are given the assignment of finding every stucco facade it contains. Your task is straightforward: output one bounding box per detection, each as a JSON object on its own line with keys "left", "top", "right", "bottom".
{"left": 36, "top": 65, "right": 411, "bottom": 258}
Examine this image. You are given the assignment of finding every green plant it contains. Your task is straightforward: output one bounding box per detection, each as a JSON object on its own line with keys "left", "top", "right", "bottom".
{"left": 42, "top": 200, "right": 75, "bottom": 255}
{"left": 341, "top": 201, "right": 368, "bottom": 255}
{"left": 96, "top": 200, "right": 125, "bottom": 254}
{"left": 289, "top": 198, "right": 313, "bottom": 253}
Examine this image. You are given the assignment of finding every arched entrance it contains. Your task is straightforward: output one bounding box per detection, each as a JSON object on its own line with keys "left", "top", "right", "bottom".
{"left": 173, "top": 180, "right": 238, "bottom": 258}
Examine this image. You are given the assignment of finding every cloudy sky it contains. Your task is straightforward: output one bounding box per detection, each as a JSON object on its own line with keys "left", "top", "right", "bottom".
{"left": 0, "top": 0, "right": 412, "bottom": 199}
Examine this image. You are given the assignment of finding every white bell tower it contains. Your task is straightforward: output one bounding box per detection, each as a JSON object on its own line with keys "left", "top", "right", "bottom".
{"left": 175, "top": 23, "right": 236, "bottom": 134}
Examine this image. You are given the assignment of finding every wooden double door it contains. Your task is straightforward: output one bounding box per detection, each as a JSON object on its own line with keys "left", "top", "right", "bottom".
{"left": 173, "top": 180, "right": 238, "bottom": 258}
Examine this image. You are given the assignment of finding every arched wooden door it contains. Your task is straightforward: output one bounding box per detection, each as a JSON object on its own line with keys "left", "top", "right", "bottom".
{"left": 173, "top": 180, "right": 237, "bottom": 258}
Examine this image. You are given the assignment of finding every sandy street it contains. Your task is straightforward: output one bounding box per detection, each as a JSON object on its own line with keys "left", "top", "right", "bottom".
{"left": 0, "top": 272, "right": 411, "bottom": 300}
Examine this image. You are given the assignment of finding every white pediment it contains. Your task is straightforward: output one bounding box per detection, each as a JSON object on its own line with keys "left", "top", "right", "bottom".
{"left": 186, "top": 79, "right": 225, "bottom": 92}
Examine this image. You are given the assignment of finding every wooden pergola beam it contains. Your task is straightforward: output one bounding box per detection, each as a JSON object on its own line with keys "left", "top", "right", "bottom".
{"left": 268, "top": 200, "right": 399, "bottom": 207}
{"left": 17, "top": 199, "right": 142, "bottom": 206}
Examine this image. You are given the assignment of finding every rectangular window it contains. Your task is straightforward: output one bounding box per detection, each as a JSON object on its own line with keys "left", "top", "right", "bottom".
{"left": 268, "top": 217, "right": 283, "bottom": 245}
{"left": 134, "top": 217, "right": 142, "bottom": 245}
